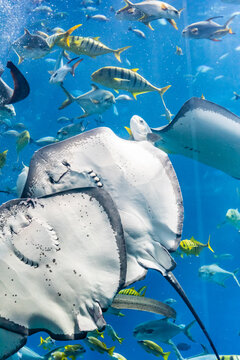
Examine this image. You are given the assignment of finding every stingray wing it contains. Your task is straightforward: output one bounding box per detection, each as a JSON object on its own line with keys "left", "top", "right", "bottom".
{"left": 22, "top": 127, "right": 183, "bottom": 286}
{"left": 5, "top": 62, "right": 30, "bottom": 105}
{"left": 150, "top": 97, "right": 240, "bottom": 178}
{"left": 0, "top": 187, "right": 126, "bottom": 359}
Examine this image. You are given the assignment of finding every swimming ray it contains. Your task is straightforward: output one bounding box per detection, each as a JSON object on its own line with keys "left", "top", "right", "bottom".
{"left": 0, "top": 187, "right": 126, "bottom": 359}
{"left": 149, "top": 97, "right": 240, "bottom": 178}
{"left": 21, "top": 127, "right": 220, "bottom": 359}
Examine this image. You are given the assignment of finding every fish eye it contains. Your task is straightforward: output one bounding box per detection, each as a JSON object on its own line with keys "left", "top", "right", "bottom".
{"left": 191, "top": 28, "right": 198, "bottom": 34}
{"left": 145, "top": 329, "right": 154, "bottom": 334}
{"left": 53, "top": 73, "right": 57, "bottom": 78}
{"left": 139, "top": 119, "right": 144, "bottom": 124}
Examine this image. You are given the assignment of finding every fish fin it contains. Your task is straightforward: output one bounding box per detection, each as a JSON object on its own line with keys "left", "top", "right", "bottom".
{"left": 178, "top": 8, "right": 184, "bottom": 15}
{"left": 59, "top": 84, "right": 75, "bottom": 109}
{"left": 64, "top": 24, "right": 82, "bottom": 47}
{"left": 24, "top": 28, "right": 30, "bottom": 35}
{"left": 71, "top": 58, "right": 83, "bottom": 76}
{"left": 184, "top": 320, "right": 196, "bottom": 342}
{"left": 163, "top": 351, "right": 171, "bottom": 360}
{"left": 17, "top": 54, "right": 24, "bottom": 65}
{"left": 232, "top": 271, "right": 240, "bottom": 287}
{"left": 48, "top": 70, "right": 54, "bottom": 75}
{"left": 144, "top": 22, "right": 154, "bottom": 31}
{"left": 123, "top": 0, "right": 133, "bottom": 6}
{"left": 113, "top": 77, "right": 130, "bottom": 82}
{"left": 39, "top": 337, "right": 44, "bottom": 346}
{"left": 206, "top": 16, "right": 223, "bottom": 22}
{"left": 91, "top": 83, "right": 99, "bottom": 90}
{"left": 132, "top": 91, "right": 149, "bottom": 99}
{"left": 0, "top": 329, "right": 27, "bottom": 360}
{"left": 114, "top": 46, "right": 131, "bottom": 63}
{"left": 138, "top": 13, "right": 148, "bottom": 21}
{"left": 207, "top": 235, "right": 214, "bottom": 253}
{"left": 167, "top": 19, "right": 178, "bottom": 30}
{"left": 234, "top": 268, "right": 240, "bottom": 276}
{"left": 108, "top": 346, "right": 115, "bottom": 357}
{"left": 36, "top": 30, "right": 49, "bottom": 38}
{"left": 131, "top": 68, "right": 139, "bottom": 72}
{"left": 124, "top": 126, "right": 132, "bottom": 136}
{"left": 224, "top": 14, "right": 237, "bottom": 28}
{"left": 161, "top": 3, "right": 168, "bottom": 10}
{"left": 228, "top": 28, "right": 235, "bottom": 34}
{"left": 92, "top": 36, "right": 100, "bottom": 41}
{"left": 158, "top": 85, "right": 171, "bottom": 96}
{"left": 209, "top": 38, "right": 222, "bottom": 42}
{"left": 138, "top": 285, "right": 147, "bottom": 296}
{"left": 114, "top": 89, "right": 119, "bottom": 94}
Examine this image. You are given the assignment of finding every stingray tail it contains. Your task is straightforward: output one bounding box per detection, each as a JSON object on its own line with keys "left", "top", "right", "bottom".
{"left": 114, "top": 46, "right": 131, "bottom": 63}
{"left": 6, "top": 62, "right": 30, "bottom": 104}
{"left": 59, "top": 84, "right": 75, "bottom": 109}
{"left": 164, "top": 271, "right": 220, "bottom": 360}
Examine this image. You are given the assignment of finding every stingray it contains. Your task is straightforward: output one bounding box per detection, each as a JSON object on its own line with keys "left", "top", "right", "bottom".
{"left": 0, "top": 187, "right": 126, "bottom": 359}
{"left": 148, "top": 97, "right": 240, "bottom": 179}
{"left": 21, "top": 127, "right": 220, "bottom": 359}
{"left": 0, "top": 61, "right": 30, "bottom": 106}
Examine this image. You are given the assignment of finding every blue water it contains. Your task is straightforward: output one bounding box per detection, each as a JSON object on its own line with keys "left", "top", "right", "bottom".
{"left": 1, "top": 0, "right": 240, "bottom": 359}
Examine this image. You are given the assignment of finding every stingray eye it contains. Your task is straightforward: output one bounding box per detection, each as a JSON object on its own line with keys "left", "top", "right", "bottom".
{"left": 191, "top": 27, "right": 198, "bottom": 34}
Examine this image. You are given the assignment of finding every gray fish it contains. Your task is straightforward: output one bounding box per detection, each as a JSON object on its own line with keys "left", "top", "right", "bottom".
{"left": 0, "top": 62, "right": 30, "bottom": 106}
{"left": 117, "top": 0, "right": 183, "bottom": 30}
{"left": 133, "top": 318, "right": 196, "bottom": 343}
{"left": 115, "top": 94, "right": 134, "bottom": 102}
{"left": 182, "top": 15, "right": 236, "bottom": 41}
{"left": 59, "top": 84, "right": 115, "bottom": 118}
{"left": 32, "top": 5, "right": 53, "bottom": 14}
{"left": 86, "top": 14, "right": 110, "bottom": 21}
{"left": 57, "top": 116, "right": 74, "bottom": 124}
{"left": 128, "top": 27, "right": 146, "bottom": 38}
{"left": 198, "top": 264, "right": 240, "bottom": 287}
{"left": 57, "top": 121, "right": 88, "bottom": 140}
{"left": 12, "top": 29, "right": 51, "bottom": 63}
{"left": 35, "top": 136, "right": 59, "bottom": 146}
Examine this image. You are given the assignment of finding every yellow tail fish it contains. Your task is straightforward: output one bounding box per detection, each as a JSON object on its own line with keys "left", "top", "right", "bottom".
{"left": 91, "top": 66, "right": 171, "bottom": 99}
{"left": 50, "top": 25, "right": 130, "bottom": 62}
{"left": 179, "top": 235, "right": 214, "bottom": 257}
{"left": 138, "top": 340, "right": 171, "bottom": 360}
{"left": 16, "top": 130, "right": 30, "bottom": 162}
{"left": 0, "top": 150, "right": 8, "bottom": 170}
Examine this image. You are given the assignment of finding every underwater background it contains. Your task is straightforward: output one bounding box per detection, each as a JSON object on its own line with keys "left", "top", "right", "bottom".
{"left": 0, "top": 0, "right": 240, "bottom": 358}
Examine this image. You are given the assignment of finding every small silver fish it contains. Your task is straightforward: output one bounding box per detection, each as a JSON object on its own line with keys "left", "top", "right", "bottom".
{"left": 35, "top": 136, "right": 59, "bottom": 146}
{"left": 57, "top": 116, "right": 74, "bottom": 124}
{"left": 128, "top": 27, "right": 146, "bottom": 39}
{"left": 115, "top": 94, "right": 134, "bottom": 102}
{"left": 86, "top": 14, "right": 110, "bottom": 21}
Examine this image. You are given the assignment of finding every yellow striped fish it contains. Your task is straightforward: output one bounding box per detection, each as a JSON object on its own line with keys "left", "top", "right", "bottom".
{"left": 179, "top": 235, "right": 214, "bottom": 257}
{"left": 118, "top": 286, "right": 147, "bottom": 296}
{"left": 220, "top": 356, "right": 240, "bottom": 360}
{"left": 50, "top": 25, "right": 130, "bottom": 62}
{"left": 91, "top": 66, "right": 171, "bottom": 99}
